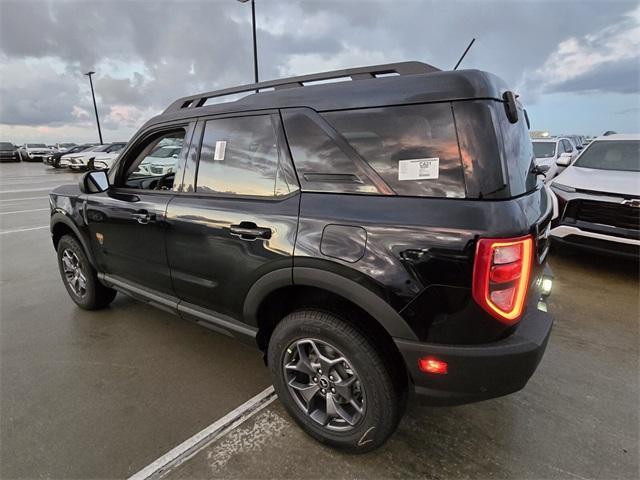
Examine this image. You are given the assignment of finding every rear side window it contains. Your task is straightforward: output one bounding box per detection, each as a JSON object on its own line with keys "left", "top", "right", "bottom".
{"left": 196, "top": 115, "right": 294, "bottom": 197}
{"left": 281, "top": 109, "right": 382, "bottom": 194}
{"left": 323, "top": 103, "right": 466, "bottom": 198}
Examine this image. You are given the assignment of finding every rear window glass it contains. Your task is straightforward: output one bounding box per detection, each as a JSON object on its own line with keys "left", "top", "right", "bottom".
{"left": 574, "top": 140, "right": 640, "bottom": 172}
{"left": 323, "top": 103, "right": 466, "bottom": 198}
{"left": 492, "top": 103, "right": 537, "bottom": 196}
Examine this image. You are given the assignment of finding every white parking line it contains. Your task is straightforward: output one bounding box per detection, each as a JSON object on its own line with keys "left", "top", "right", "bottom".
{"left": 0, "top": 187, "right": 54, "bottom": 194}
{"left": 0, "top": 208, "right": 49, "bottom": 215}
{"left": 0, "top": 225, "right": 48, "bottom": 235}
{"left": 0, "top": 196, "right": 48, "bottom": 202}
{"left": 128, "top": 386, "right": 277, "bottom": 480}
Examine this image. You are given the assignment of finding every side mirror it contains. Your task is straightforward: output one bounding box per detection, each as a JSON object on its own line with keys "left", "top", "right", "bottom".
{"left": 556, "top": 153, "right": 572, "bottom": 167}
{"left": 172, "top": 154, "right": 178, "bottom": 159}
{"left": 80, "top": 170, "right": 110, "bottom": 194}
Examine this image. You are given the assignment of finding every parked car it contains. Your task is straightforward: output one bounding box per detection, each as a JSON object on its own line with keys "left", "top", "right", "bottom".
{"left": 45, "top": 144, "right": 97, "bottom": 168}
{"left": 19, "top": 143, "right": 53, "bottom": 162}
{"left": 60, "top": 142, "right": 126, "bottom": 170}
{"left": 0, "top": 142, "right": 21, "bottom": 162}
{"left": 549, "top": 133, "right": 639, "bottom": 257}
{"left": 91, "top": 142, "right": 131, "bottom": 170}
{"left": 49, "top": 62, "right": 554, "bottom": 452}
{"left": 131, "top": 144, "right": 182, "bottom": 175}
{"left": 532, "top": 137, "right": 578, "bottom": 181}
{"left": 55, "top": 143, "right": 77, "bottom": 153}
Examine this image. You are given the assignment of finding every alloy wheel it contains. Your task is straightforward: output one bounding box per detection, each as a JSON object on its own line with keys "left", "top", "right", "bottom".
{"left": 61, "top": 249, "right": 87, "bottom": 298}
{"left": 283, "top": 338, "right": 365, "bottom": 431}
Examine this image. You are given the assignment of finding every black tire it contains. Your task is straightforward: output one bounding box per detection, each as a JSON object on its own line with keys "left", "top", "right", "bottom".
{"left": 56, "top": 234, "right": 116, "bottom": 310}
{"left": 268, "top": 310, "right": 405, "bottom": 453}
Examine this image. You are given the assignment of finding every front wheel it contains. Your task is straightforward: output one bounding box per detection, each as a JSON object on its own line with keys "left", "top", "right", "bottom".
{"left": 56, "top": 235, "right": 116, "bottom": 310}
{"left": 268, "top": 310, "right": 405, "bottom": 453}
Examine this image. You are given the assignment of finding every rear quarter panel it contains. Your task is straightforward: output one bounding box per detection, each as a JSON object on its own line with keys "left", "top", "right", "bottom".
{"left": 295, "top": 188, "right": 551, "bottom": 344}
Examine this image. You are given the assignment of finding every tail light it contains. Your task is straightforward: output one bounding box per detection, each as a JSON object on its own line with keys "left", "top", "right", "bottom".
{"left": 472, "top": 235, "right": 533, "bottom": 324}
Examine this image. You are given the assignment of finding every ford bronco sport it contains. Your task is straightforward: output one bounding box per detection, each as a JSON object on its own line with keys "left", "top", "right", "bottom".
{"left": 50, "top": 62, "right": 554, "bottom": 452}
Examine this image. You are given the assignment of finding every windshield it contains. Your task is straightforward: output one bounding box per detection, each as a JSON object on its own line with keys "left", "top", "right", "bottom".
{"left": 0, "top": 142, "right": 13, "bottom": 150}
{"left": 27, "top": 143, "right": 47, "bottom": 148}
{"left": 532, "top": 142, "right": 556, "bottom": 158}
{"left": 574, "top": 140, "right": 640, "bottom": 172}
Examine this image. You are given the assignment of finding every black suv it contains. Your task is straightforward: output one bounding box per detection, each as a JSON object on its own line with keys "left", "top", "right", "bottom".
{"left": 50, "top": 62, "right": 553, "bottom": 452}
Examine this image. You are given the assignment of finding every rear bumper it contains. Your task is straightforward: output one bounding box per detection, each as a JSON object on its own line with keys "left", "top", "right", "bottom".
{"left": 394, "top": 306, "right": 553, "bottom": 406}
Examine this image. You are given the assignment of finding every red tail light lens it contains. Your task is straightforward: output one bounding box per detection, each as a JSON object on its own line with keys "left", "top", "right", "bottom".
{"left": 472, "top": 235, "right": 533, "bottom": 324}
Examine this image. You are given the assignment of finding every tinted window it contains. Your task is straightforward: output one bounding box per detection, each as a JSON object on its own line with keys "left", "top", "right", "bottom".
{"left": 574, "top": 140, "right": 640, "bottom": 172}
{"left": 196, "top": 115, "right": 282, "bottom": 196}
{"left": 323, "top": 103, "right": 466, "bottom": 198}
{"left": 0, "top": 142, "right": 13, "bottom": 150}
{"left": 27, "top": 144, "right": 46, "bottom": 148}
{"left": 532, "top": 142, "right": 556, "bottom": 158}
{"left": 125, "top": 130, "right": 185, "bottom": 189}
{"left": 282, "top": 110, "right": 381, "bottom": 194}
{"left": 492, "top": 102, "right": 537, "bottom": 196}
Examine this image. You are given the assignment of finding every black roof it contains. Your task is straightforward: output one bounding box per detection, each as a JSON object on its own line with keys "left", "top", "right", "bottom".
{"left": 144, "top": 62, "right": 510, "bottom": 128}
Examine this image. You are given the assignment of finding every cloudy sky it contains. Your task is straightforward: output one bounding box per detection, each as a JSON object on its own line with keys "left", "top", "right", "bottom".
{"left": 0, "top": 0, "right": 638, "bottom": 144}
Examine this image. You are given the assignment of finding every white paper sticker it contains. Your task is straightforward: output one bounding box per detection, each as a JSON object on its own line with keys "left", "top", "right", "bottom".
{"left": 214, "top": 141, "right": 227, "bottom": 161}
{"left": 398, "top": 158, "right": 440, "bottom": 181}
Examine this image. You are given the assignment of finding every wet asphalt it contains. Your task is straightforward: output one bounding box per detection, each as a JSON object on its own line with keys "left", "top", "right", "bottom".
{"left": 1, "top": 161, "right": 638, "bottom": 479}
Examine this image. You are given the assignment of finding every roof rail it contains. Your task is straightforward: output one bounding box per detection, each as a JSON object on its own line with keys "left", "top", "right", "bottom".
{"left": 163, "top": 61, "right": 440, "bottom": 113}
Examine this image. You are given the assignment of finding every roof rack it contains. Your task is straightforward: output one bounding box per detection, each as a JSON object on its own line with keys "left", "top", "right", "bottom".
{"left": 163, "top": 61, "right": 440, "bottom": 113}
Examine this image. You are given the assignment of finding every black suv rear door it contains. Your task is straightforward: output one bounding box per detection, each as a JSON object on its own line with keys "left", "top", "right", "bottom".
{"left": 165, "top": 112, "right": 300, "bottom": 323}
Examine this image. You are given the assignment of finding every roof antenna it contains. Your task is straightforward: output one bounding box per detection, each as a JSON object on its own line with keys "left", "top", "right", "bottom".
{"left": 453, "top": 38, "right": 476, "bottom": 70}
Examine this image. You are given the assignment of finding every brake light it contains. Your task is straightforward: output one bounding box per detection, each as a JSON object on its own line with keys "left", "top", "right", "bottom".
{"left": 472, "top": 236, "right": 533, "bottom": 324}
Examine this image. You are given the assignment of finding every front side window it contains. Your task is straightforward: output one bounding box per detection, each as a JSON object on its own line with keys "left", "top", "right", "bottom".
{"left": 323, "top": 103, "right": 466, "bottom": 197}
{"left": 196, "top": 115, "right": 289, "bottom": 197}
{"left": 123, "top": 130, "right": 185, "bottom": 190}
{"left": 574, "top": 140, "right": 640, "bottom": 172}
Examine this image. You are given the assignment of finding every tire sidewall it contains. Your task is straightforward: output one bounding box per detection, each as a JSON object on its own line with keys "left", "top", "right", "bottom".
{"left": 269, "top": 311, "right": 398, "bottom": 452}
{"left": 57, "top": 236, "right": 98, "bottom": 309}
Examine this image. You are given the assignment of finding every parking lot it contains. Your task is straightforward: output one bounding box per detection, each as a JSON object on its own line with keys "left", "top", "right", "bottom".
{"left": 0, "top": 161, "right": 638, "bottom": 479}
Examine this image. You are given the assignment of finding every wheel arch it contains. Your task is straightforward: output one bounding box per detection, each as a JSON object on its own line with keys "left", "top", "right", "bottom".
{"left": 244, "top": 266, "right": 418, "bottom": 355}
{"left": 51, "top": 213, "right": 97, "bottom": 268}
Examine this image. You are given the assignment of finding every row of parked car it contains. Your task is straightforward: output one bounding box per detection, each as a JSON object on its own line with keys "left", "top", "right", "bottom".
{"left": 0, "top": 139, "right": 186, "bottom": 178}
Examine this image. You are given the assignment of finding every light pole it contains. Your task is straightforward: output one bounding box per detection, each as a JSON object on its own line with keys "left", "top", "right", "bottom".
{"left": 237, "top": 0, "right": 259, "bottom": 84}
{"left": 84, "top": 71, "right": 103, "bottom": 145}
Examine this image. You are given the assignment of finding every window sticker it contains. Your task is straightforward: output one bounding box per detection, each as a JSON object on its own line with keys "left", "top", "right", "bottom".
{"left": 398, "top": 158, "right": 439, "bottom": 181}
{"left": 214, "top": 141, "right": 227, "bottom": 161}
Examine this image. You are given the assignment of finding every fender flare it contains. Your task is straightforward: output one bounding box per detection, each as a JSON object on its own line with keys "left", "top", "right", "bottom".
{"left": 50, "top": 212, "right": 97, "bottom": 268}
{"left": 243, "top": 267, "right": 418, "bottom": 341}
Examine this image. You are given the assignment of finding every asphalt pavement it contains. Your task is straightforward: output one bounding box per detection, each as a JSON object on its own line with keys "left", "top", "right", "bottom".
{"left": 0, "top": 161, "right": 638, "bottom": 479}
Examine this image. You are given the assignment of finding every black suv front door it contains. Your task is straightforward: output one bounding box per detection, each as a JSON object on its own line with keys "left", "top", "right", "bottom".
{"left": 165, "top": 113, "right": 300, "bottom": 322}
{"left": 85, "top": 124, "right": 194, "bottom": 295}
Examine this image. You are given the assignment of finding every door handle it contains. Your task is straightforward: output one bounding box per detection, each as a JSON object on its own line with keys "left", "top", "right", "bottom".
{"left": 230, "top": 222, "right": 272, "bottom": 240}
{"left": 132, "top": 210, "right": 156, "bottom": 225}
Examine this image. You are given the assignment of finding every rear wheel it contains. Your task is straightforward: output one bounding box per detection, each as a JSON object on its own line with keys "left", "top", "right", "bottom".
{"left": 268, "top": 310, "right": 404, "bottom": 453}
{"left": 57, "top": 235, "right": 116, "bottom": 310}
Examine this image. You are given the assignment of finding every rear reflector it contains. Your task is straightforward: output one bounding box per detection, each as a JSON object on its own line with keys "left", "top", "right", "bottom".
{"left": 472, "top": 235, "right": 533, "bottom": 324}
{"left": 418, "top": 357, "right": 448, "bottom": 375}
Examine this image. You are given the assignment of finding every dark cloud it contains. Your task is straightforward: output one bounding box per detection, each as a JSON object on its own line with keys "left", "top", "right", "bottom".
{"left": 0, "top": 0, "right": 638, "bottom": 139}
